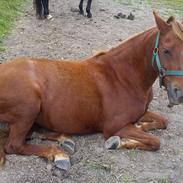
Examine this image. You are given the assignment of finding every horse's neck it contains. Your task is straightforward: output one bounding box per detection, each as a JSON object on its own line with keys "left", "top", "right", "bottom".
{"left": 100, "top": 28, "right": 159, "bottom": 93}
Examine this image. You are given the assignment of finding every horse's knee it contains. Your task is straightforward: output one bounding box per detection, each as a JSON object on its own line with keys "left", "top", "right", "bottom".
{"left": 4, "top": 141, "right": 23, "bottom": 154}
{"left": 87, "top": 12, "right": 92, "bottom": 18}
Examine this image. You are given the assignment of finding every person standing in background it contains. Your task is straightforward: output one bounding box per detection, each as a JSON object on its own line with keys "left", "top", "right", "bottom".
{"left": 33, "top": 0, "right": 53, "bottom": 20}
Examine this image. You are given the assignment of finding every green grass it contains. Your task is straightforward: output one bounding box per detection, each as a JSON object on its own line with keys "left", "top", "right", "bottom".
{"left": 147, "top": 0, "right": 183, "bottom": 17}
{"left": 158, "top": 177, "right": 169, "bottom": 183}
{"left": 120, "top": 174, "right": 131, "bottom": 183}
{"left": 89, "top": 162, "right": 112, "bottom": 172}
{"left": 128, "top": 149, "right": 138, "bottom": 159}
{"left": 115, "top": 0, "right": 183, "bottom": 17}
{"left": 0, "top": 0, "right": 26, "bottom": 51}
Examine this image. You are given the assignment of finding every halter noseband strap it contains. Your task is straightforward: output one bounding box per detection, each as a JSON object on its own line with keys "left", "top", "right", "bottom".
{"left": 152, "top": 32, "right": 183, "bottom": 87}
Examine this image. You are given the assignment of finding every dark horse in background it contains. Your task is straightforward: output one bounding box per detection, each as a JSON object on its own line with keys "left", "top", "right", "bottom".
{"left": 0, "top": 13, "right": 183, "bottom": 170}
{"left": 34, "top": 0, "right": 93, "bottom": 19}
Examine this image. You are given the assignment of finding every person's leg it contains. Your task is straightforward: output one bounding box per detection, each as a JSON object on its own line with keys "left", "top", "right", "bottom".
{"left": 34, "top": 0, "right": 43, "bottom": 19}
{"left": 42, "top": 0, "right": 49, "bottom": 16}
{"left": 42, "top": 0, "right": 53, "bottom": 19}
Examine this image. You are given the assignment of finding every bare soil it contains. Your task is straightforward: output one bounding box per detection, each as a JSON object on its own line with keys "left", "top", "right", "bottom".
{"left": 0, "top": 0, "right": 183, "bottom": 182}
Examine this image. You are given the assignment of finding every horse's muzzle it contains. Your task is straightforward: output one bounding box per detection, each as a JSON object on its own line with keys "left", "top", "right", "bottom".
{"left": 167, "top": 83, "right": 183, "bottom": 106}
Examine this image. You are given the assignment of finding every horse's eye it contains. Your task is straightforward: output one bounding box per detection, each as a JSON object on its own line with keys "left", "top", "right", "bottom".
{"left": 163, "top": 48, "right": 172, "bottom": 56}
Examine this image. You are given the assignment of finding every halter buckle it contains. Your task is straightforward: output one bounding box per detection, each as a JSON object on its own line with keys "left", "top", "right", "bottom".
{"left": 159, "top": 67, "right": 166, "bottom": 77}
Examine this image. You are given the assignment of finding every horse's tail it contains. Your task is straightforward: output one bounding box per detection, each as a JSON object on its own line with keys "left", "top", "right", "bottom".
{"left": 0, "top": 124, "right": 9, "bottom": 167}
{"left": 33, "top": 0, "right": 42, "bottom": 17}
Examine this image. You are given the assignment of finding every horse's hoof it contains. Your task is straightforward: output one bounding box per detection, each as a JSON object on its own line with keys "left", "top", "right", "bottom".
{"left": 87, "top": 13, "right": 92, "bottom": 18}
{"left": 105, "top": 136, "right": 121, "bottom": 150}
{"left": 54, "top": 154, "right": 71, "bottom": 171}
{"left": 60, "top": 139, "right": 75, "bottom": 154}
{"left": 79, "top": 9, "right": 84, "bottom": 15}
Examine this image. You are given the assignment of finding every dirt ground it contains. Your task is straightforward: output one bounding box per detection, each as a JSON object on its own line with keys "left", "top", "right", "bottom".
{"left": 0, "top": 0, "right": 183, "bottom": 182}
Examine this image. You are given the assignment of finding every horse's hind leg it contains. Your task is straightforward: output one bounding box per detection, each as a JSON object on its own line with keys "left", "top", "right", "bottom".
{"left": 105, "top": 124, "right": 160, "bottom": 151}
{"left": 4, "top": 104, "right": 70, "bottom": 170}
{"left": 135, "top": 111, "right": 168, "bottom": 132}
{"left": 5, "top": 123, "right": 70, "bottom": 170}
{"left": 79, "top": 0, "right": 84, "bottom": 15}
{"left": 34, "top": 131, "right": 75, "bottom": 154}
{"left": 86, "top": 0, "right": 92, "bottom": 18}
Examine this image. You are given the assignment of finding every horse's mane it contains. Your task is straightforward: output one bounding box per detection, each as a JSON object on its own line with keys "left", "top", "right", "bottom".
{"left": 93, "top": 51, "right": 107, "bottom": 57}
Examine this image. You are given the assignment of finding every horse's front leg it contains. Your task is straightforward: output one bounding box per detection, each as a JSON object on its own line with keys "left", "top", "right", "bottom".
{"left": 86, "top": 0, "right": 92, "bottom": 18}
{"left": 79, "top": 0, "right": 84, "bottom": 15}
{"left": 104, "top": 124, "right": 160, "bottom": 151}
{"left": 135, "top": 111, "right": 168, "bottom": 132}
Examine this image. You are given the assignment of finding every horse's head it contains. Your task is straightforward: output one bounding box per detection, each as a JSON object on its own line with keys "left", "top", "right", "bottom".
{"left": 153, "top": 12, "right": 183, "bottom": 106}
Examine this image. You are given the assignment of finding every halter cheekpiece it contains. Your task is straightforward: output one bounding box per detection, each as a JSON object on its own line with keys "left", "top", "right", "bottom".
{"left": 152, "top": 32, "right": 183, "bottom": 87}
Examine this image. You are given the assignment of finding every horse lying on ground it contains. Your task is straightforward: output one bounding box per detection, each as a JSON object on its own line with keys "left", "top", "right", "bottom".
{"left": 34, "top": 0, "right": 93, "bottom": 19}
{"left": 0, "top": 12, "right": 183, "bottom": 170}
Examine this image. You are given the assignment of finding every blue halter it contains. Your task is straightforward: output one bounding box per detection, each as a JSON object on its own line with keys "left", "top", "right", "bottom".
{"left": 152, "top": 32, "right": 183, "bottom": 87}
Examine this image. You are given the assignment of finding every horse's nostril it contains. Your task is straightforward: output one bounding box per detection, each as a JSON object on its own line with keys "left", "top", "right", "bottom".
{"left": 173, "top": 87, "right": 181, "bottom": 98}
{"left": 173, "top": 87, "right": 183, "bottom": 103}
{"left": 174, "top": 88, "right": 178, "bottom": 92}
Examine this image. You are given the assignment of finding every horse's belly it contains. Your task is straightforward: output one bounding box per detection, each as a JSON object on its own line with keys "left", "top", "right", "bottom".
{"left": 36, "top": 110, "right": 102, "bottom": 135}
{"left": 38, "top": 119, "right": 100, "bottom": 135}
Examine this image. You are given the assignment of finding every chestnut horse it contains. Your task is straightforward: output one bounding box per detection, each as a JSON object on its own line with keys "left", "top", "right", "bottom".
{"left": 0, "top": 12, "right": 183, "bottom": 170}
{"left": 34, "top": 0, "right": 93, "bottom": 19}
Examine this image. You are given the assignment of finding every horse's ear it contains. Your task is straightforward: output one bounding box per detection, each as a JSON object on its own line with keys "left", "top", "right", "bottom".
{"left": 153, "top": 11, "right": 170, "bottom": 34}
{"left": 167, "top": 16, "right": 175, "bottom": 24}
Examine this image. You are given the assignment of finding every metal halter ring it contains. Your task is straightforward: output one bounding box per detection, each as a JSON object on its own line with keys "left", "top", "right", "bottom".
{"left": 159, "top": 67, "right": 166, "bottom": 77}
{"left": 153, "top": 47, "right": 159, "bottom": 55}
